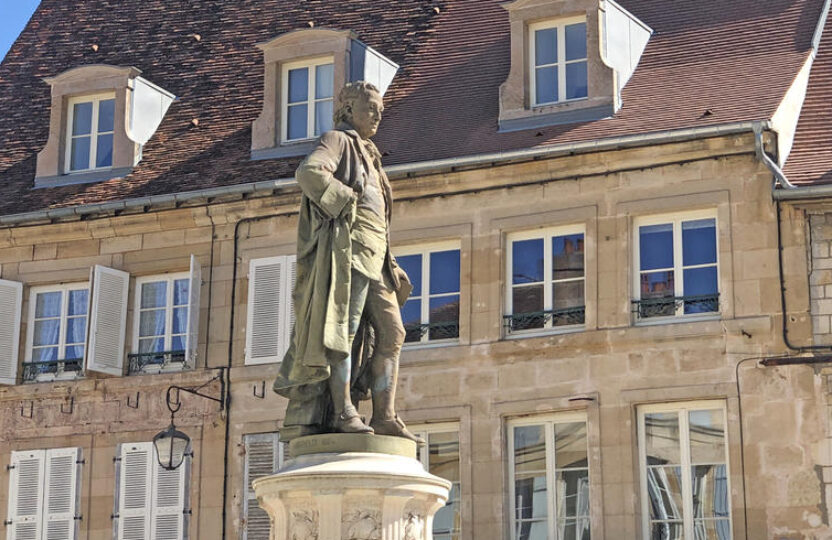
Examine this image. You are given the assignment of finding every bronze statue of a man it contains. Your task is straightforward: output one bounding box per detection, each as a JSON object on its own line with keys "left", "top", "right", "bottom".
{"left": 273, "top": 81, "right": 422, "bottom": 444}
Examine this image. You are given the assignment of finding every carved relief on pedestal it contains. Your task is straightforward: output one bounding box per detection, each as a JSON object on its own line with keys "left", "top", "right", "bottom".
{"left": 289, "top": 507, "right": 319, "bottom": 540}
{"left": 403, "top": 512, "right": 425, "bottom": 540}
{"left": 342, "top": 508, "right": 382, "bottom": 540}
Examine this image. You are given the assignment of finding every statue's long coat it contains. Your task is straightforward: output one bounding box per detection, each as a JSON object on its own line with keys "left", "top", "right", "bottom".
{"left": 273, "top": 126, "right": 410, "bottom": 402}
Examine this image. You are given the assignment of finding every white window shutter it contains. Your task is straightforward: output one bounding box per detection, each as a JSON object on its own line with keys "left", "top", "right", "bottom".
{"left": 6, "top": 450, "right": 45, "bottom": 540}
{"left": 116, "top": 443, "right": 152, "bottom": 540}
{"left": 185, "top": 255, "right": 201, "bottom": 367}
{"left": 243, "top": 433, "right": 282, "bottom": 540}
{"left": 43, "top": 447, "right": 81, "bottom": 540}
{"left": 150, "top": 447, "right": 189, "bottom": 540}
{"left": 284, "top": 256, "right": 297, "bottom": 357}
{"left": 86, "top": 266, "right": 129, "bottom": 376}
{"left": 0, "top": 280, "right": 23, "bottom": 385}
{"left": 245, "top": 257, "right": 285, "bottom": 365}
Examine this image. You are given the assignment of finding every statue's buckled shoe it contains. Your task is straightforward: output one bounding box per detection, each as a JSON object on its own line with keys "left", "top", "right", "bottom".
{"left": 369, "top": 416, "right": 426, "bottom": 446}
{"left": 333, "top": 411, "right": 374, "bottom": 434}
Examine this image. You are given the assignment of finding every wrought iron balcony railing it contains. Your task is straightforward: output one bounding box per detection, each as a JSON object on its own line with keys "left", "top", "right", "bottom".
{"left": 22, "top": 358, "right": 83, "bottom": 383}
{"left": 503, "top": 306, "right": 586, "bottom": 333}
{"left": 632, "top": 294, "right": 720, "bottom": 319}
{"left": 128, "top": 350, "right": 188, "bottom": 375}
{"left": 404, "top": 321, "right": 460, "bottom": 343}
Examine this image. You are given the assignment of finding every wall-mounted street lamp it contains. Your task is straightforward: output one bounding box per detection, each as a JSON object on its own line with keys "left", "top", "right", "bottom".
{"left": 153, "top": 374, "right": 226, "bottom": 471}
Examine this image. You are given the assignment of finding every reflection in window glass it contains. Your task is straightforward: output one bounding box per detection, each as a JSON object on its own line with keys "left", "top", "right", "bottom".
{"left": 416, "top": 429, "right": 462, "bottom": 540}
{"left": 397, "top": 247, "right": 460, "bottom": 344}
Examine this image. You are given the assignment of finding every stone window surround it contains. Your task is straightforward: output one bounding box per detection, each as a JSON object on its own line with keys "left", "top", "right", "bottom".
{"left": 251, "top": 28, "right": 355, "bottom": 161}
{"left": 36, "top": 65, "right": 143, "bottom": 188}
{"left": 499, "top": 0, "right": 615, "bottom": 132}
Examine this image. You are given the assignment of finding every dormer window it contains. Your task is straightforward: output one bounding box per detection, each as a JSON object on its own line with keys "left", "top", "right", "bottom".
{"left": 66, "top": 94, "right": 116, "bottom": 173}
{"left": 282, "top": 57, "right": 335, "bottom": 142}
{"left": 530, "top": 19, "right": 588, "bottom": 106}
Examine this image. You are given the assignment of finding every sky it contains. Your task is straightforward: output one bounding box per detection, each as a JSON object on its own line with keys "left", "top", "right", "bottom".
{"left": 0, "top": 1, "right": 41, "bottom": 62}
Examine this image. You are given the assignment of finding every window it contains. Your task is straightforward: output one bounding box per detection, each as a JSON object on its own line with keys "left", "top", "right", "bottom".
{"left": 281, "top": 57, "right": 334, "bottom": 142}
{"left": 130, "top": 256, "right": 201, "bottom": 374}
{"left": 396, "top": 244, "right": 461, "bottom": 344}
{"left": 638, "top": 402, "right": 731, "bottom": 540}
{"left": 413, "top": 424, "right": 461, "bottom": 540}
{"left": 24, "top": 284, "right": 89, "bottom": 382}
{"left": 530, "top": 19, "right": 588, "bottom": 106}
{"left": 6, "top": 447, "right": 83, "bottom": 540}
{"left": 242, "top": 433, "right": 286, "bottom": 540}
{"left": 245, "top": 256, "right": 296, "bottom": 365}
{"left": 65, "top": 94, "right": 115, "bottom": 173}
{"left": 506, "top": 227, "right": 585, "bottom": 334}
{"left": 114, "top": 442, "right": 190, "bottom": 540}
{"left": 508, "top": 413, "right": 591, "bottom": 540}
{"left": 633, "top": 211, "right": 719, "bottom": 321}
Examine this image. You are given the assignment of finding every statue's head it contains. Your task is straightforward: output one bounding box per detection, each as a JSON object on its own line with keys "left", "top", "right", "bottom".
{"left": 334, "top": 81, "right": 383, "bottom": 139}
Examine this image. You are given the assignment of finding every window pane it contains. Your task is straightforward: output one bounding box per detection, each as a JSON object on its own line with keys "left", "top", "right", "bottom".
{"left": 66, "top": 318, "right": 86, "bottom": 345}
{"left": 72, "top": 102, "right": 93, "bottom": 135}
{"left": 401, "top": 299, "right": 422, "bottom": 343}
{"left": 647, "top": 466, "right": 684, "bottom": 521}
{"left": 98, "top": 98, "right": 115, "bottom": 132}
{"left": 315, "top": 63, "right": 334, "bottom": 99}
{"left": 693, "top": 519, "right": 731, "bottom": 540}
{"left": 650, "top": 522, "right": 684, "bottom": 540}
{"left": 398, "top": 254, "right": 422, "bottom": 295}
{"left": 565, "top": 61, "right": 588, "bottom": 100}
{"left": 173, "top": 279, "right": 190, "bottom": 306}
{"left": 683, "top": 267, "right": 718, "bottom": 314}
{"left": 33, "top": 347, "right": 58, "bottom": 362}
{"left": 171, "top": 335, "right": 186, "bottom": 352}
{"left": 565, "top": 23, "right": 587, "bottom": 61}
{"left": 430, "top": 250, "right": 460, "bottom": 294}
{"left": 429, "top": 296, "right": 459, "bottom": 340}
{"left": 641, "top": 271, "right": 675, "bottom": 299}
{"left": 314, "top": 100, "right": 333, "bottom": 136}
{"left": 64, "top": 345, "right": 85, "bottom": 361}
{"left": 557, "top": 519, "right": 591, "bottom": 540}
{"left": 691, "top": 465, "right": 729, "bottom": 520}
{"left": 555, "top": 469, "right": 590, "bottom": 519}
{"left": 172, "top": 306, "right": 188, "bottom": 334}
{"left": 514, "top": 425, "right": 546, "bottom": 473}
{"left": 552, "top": 281, "right": 584, "bottom": 311}
{"left": 682, "top": 219, "right": 717, "bottom": 266}
{"left": 515, "top": 475, "right": 549, "bottom": 519}
{"left": 428, "top": 432, "right": 460, "bottom": 483}
{"left": 535, "top": 27, "right": 558, "bottom": 66}
{"left": 513, "top": 285, "right": 544, "bottom": 316}
{"left": 640, "top": 223, "right": 674, "bottom": 270}
{"left": 553, "top": 234, "right": 584, "bottom": 280}
{"left": 70, "top": 136, "right": 91, "bottom": 171}
{"left": 139, "top": 337, "right": 164, "bottom": 353}
{"left": 288, "top": 67, "right": 309, "bottom": 104}
{"left": 535, "top": 66, "right": 558, "bottom": 104}
{"left": 67, "top": 290, "right": 88, "bottom": 316}
{"left": 688, "top": 410, "right": 726, "bottom": 464}
{"left": 645, "top": 412, "right": 681, "bottom": 465}
{"left": 35, "top": 291, "right": 62, "bottom": 318}
{"left": 141, "top": 281, "right": 167, "bottom": 309}
{"left": 139, "top": 309, "right": 166, "bottom": 338}
{"left": 513, "top": 239, "right": 544, "bottom": 284}
{"left": 96, "top": 133, "right": 113, "bottom": 168}
{"left": 555, "top": 422, "right": 587, "bottom": 469}
{"left": 287, "top": 104, "right": 308, "bottom": 140}
{"left": 516, "top": 519, "right": 548, "bottom": 540}
{"left": 33, "top": 319, "right": 60, "bottom": 346}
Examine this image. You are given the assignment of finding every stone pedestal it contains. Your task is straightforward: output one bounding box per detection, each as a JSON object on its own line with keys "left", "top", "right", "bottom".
{"left": 252, "top": 434, "right": 451, "bottom": 540}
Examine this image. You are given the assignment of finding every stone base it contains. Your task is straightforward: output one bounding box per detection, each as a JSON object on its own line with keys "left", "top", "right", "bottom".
{"left": 253, "top": 436, "right": 451, "bottom": 540}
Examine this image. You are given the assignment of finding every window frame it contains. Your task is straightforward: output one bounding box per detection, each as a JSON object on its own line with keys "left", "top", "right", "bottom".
{"left": 632, "top": 209, "right": 720, "bottom": 324}
{"left": 131, "top": 272, "right": 191, "bottom": 368}
{"left": 24, "top": 282, "right": 90, "bottom": 382}
{"left": 528, "top": 17, "right": 588, "bottom": 108}
{"left": 411, "top": 422, "right": 462, "bottom": 540}
{"left": 280, "top": 56, "right": 335, "bottom": 143}
{"left": 636, "top": 400, "right": 733, "bottom": 540}
{"left": 394, "top": 241, "right": 462, "bottom": 347}
{"left": 507, "top": 411, "right": 592, "bottom": 540}
{"left": 505, "top": 225, "right": 586, "bottom": 337}
{"left": 64, "top": 93, "right": 116, "bottom": 174}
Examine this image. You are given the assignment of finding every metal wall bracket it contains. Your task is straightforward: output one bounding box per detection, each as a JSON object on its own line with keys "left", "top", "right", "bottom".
{"left": 20, "top": 401, "right": 33, "bottom": 419}
{"left": 60, "top": 397, "right": 74, "bottom": 415}
{"left": 127, "top": 392, "right": 140, "bottom": 409}
{"left": 253, "top": 381, "right": 265, "bottom": 399}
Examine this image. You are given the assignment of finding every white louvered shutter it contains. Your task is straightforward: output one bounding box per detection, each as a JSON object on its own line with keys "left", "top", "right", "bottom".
{"left": 86, "top": 266, "right": 129, "bottom": 376}
{"left": 116, "top": 443, "right": 153, "bottom": 540}
{"left": 43, "top": 447, "right": 81, "bottom": 540}
{"left": 150, "top": 447, "right": 188, "bottom": 540}
{"left": 0, "top": 280, "right": 23, "bottom": 385}
{"left": 185, "top": 255, "right": 201, "bottom": 367}
{"left": 284, "top": 256, "right": 297, "bottom": 353}
{"left": 245, "top": 257, "right": 285, "bottom": 365}
{"left": 7, "top": 450, "right": 44, "bottom": 540}
{"left": 243, "top": 433, "right": 283, "bottom": 540}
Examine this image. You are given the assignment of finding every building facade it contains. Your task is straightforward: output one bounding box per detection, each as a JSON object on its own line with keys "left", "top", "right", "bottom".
{"left": 2, "top": 1, "right": 832, "bottom": 539}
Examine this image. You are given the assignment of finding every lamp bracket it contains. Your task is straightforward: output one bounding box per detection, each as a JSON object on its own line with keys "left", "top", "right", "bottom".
{"left": 165, "top": 370, "right": 226, "bottom": 415}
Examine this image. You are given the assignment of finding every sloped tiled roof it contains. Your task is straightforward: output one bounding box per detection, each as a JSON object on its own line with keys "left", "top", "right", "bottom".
{"left": 0, "top": 0, "right": 825, "bottom": 217}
